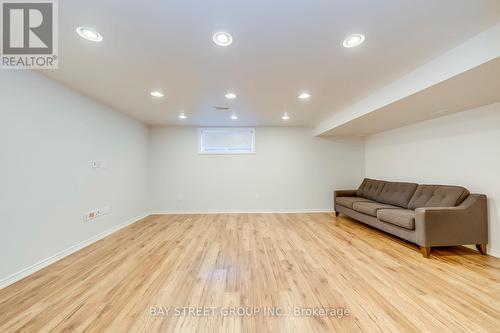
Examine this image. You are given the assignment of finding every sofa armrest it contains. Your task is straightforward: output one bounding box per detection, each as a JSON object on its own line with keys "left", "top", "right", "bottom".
{"left": 334, "top": 190, "right": 358, "bottom": 208}
{"left": 415, "top": 194, "right": 488, "bottom": 247}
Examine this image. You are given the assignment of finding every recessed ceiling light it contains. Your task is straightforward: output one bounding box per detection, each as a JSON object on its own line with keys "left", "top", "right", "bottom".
{"left": 178, "top": 112, "right": 187, "bottom": 119}
{"left": 76, "top": 26, "right": 103, "bottom": 42}
{"left": 150, "top": 91, "right": 164, "bottom": 98}
{"left": 213, "top": 32, "right": 233, "bottom": 47}
{"left": 282, "top": 113, "right": 290, "bottom": 120}
{"left": 298, "top": 92, "right": 311, "bottom": 100}
{"left": 343, "top": 34, "right": 365, "bottom": 48}
{"left": 230, "top": 113, "right": 238, "bottom": 120}
{"left": 225, "top": 92, "right": 237, "bottom": 99}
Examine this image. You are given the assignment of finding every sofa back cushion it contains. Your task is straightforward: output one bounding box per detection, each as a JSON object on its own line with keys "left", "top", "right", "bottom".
{"left": 408, "top": 185, "right": 470, "bottom": 209}
{"left": 377, "top": 181, "right": 418, "bottom": 208}
{"left": 356, "top": 178, "right": 386, "bottom": 201}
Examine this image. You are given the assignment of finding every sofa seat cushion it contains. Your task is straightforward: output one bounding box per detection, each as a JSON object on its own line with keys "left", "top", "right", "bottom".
{"left": 408, "top": 185, "right": 470, "bottom": 209}
{"left": 336, "top": 196, "right": 373, "bottom": 209}
{"left": 377, "top": 209, "right": 416, "bottom": 230}
{"left": 352, "top": 201, "right": 399, "bottom": 217}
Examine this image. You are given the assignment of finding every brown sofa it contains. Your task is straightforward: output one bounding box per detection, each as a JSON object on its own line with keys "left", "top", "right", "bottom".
{"left": 334, "top": 178, "right": 488, "bottom": 258}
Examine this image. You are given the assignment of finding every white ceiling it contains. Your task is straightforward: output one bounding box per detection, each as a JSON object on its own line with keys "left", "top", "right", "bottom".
{"left": 325, "top": 57, "right": 500, "bottom": 136}
{"left": 43, "top": 0, "right": 500, "bottom": 127}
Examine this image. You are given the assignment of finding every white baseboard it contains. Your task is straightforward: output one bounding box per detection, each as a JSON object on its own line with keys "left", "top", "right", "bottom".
{"left": 488, "top": 247, "right": 500, "bottom": 258}
{"left": 150, "top": 209, "right": 334, "bottom": 215}
{"left": 0, "top": 213, "right": 149, "bottom": 289}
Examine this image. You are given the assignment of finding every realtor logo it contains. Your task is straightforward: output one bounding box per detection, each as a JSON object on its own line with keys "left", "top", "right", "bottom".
{"left": 1, "top": 0, "right": 58, "bottom": 69}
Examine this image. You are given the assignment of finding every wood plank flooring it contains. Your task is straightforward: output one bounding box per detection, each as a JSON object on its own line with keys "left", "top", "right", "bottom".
{"left": 1, "top": 213, "right": 500, "bottom": 332}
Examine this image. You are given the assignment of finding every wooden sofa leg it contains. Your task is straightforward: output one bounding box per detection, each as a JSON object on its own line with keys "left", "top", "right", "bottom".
{"left": 476, "top": 244, "right": 487, "bottom": 255}
{"left": 334, "top": 211, "right": 339, "bottom": 217}
{"left": 420, "top": 246, "right": 431, "bottom": 258}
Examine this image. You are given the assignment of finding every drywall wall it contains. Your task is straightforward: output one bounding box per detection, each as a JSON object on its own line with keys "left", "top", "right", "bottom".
{"left": 148, "top": 126, "right": 365, "bottom": 213}
{"left": 365, "top": 102, "right": 500, "bottom": 256}
{"left": 0, "top": 71, "right": 149, "bottom": 286}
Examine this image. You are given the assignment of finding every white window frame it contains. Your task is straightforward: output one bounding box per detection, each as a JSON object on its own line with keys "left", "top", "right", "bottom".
{"left": 198, "top": 127, "right": 256, "bottom": 155}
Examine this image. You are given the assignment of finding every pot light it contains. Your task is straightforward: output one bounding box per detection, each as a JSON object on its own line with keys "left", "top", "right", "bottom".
{"left": 298, "top": 92, "right": 311, "bottom": 100}
{"left": 76, "top": 26, "right": 103, "bottom": 42}
{"left": 150, "top": 91, "right": 164, "bottom": 98}
{"left": 213, "top": 32, "right": 233, "bottom": 47}
{"left": 225, "top": 92, "right": 237, "bottom": 99}
{"left": 178, "top": 112, "right": 187, "bottom": 119}
{"left": 282, "top": 113, "right": 290, "bottom": 120}
{"left": 230, "top": 113, "right": 239, "bottom": 120}
{"left": 343, "top": 34, "right": 365, "bottom": 48}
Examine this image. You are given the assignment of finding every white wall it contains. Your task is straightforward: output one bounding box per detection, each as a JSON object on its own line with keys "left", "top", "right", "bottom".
{"left": 149, "top": 126, "right": 365, "bottom": 213}
{"left": 0, "top": 71, "right": 149, "bottom": 285}
{"left": 365, "top": 102, "right": 500, "bottom": 256}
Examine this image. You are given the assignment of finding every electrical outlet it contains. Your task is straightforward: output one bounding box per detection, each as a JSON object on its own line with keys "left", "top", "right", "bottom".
{"left": 85, "top": 210, "right": 98, "bottom": 221}
{"left": 84, "top": 206, "right": 111, "bottom": 222}
{"left": 92, "top": 160, "right": 108, "bottom": 169}
{"left": 84, "top": 210, "right": 96, "bottom": 221}
{"left": 101, "top": 206, "right": 111, "bottom": 215}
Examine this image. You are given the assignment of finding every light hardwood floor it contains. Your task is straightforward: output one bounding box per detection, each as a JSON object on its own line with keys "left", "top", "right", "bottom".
{"left": 1, "top": 213, "right": 500, "bottom": 332}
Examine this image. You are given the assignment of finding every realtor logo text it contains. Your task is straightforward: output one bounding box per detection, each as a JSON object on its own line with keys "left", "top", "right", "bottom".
{"left": 1, "top": 0, "right": 58, "bottom": 69}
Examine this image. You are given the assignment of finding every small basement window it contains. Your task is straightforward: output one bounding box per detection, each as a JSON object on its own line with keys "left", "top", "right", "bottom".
{"left": 199, "top": 128, "right": 255, "bottom": 154}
